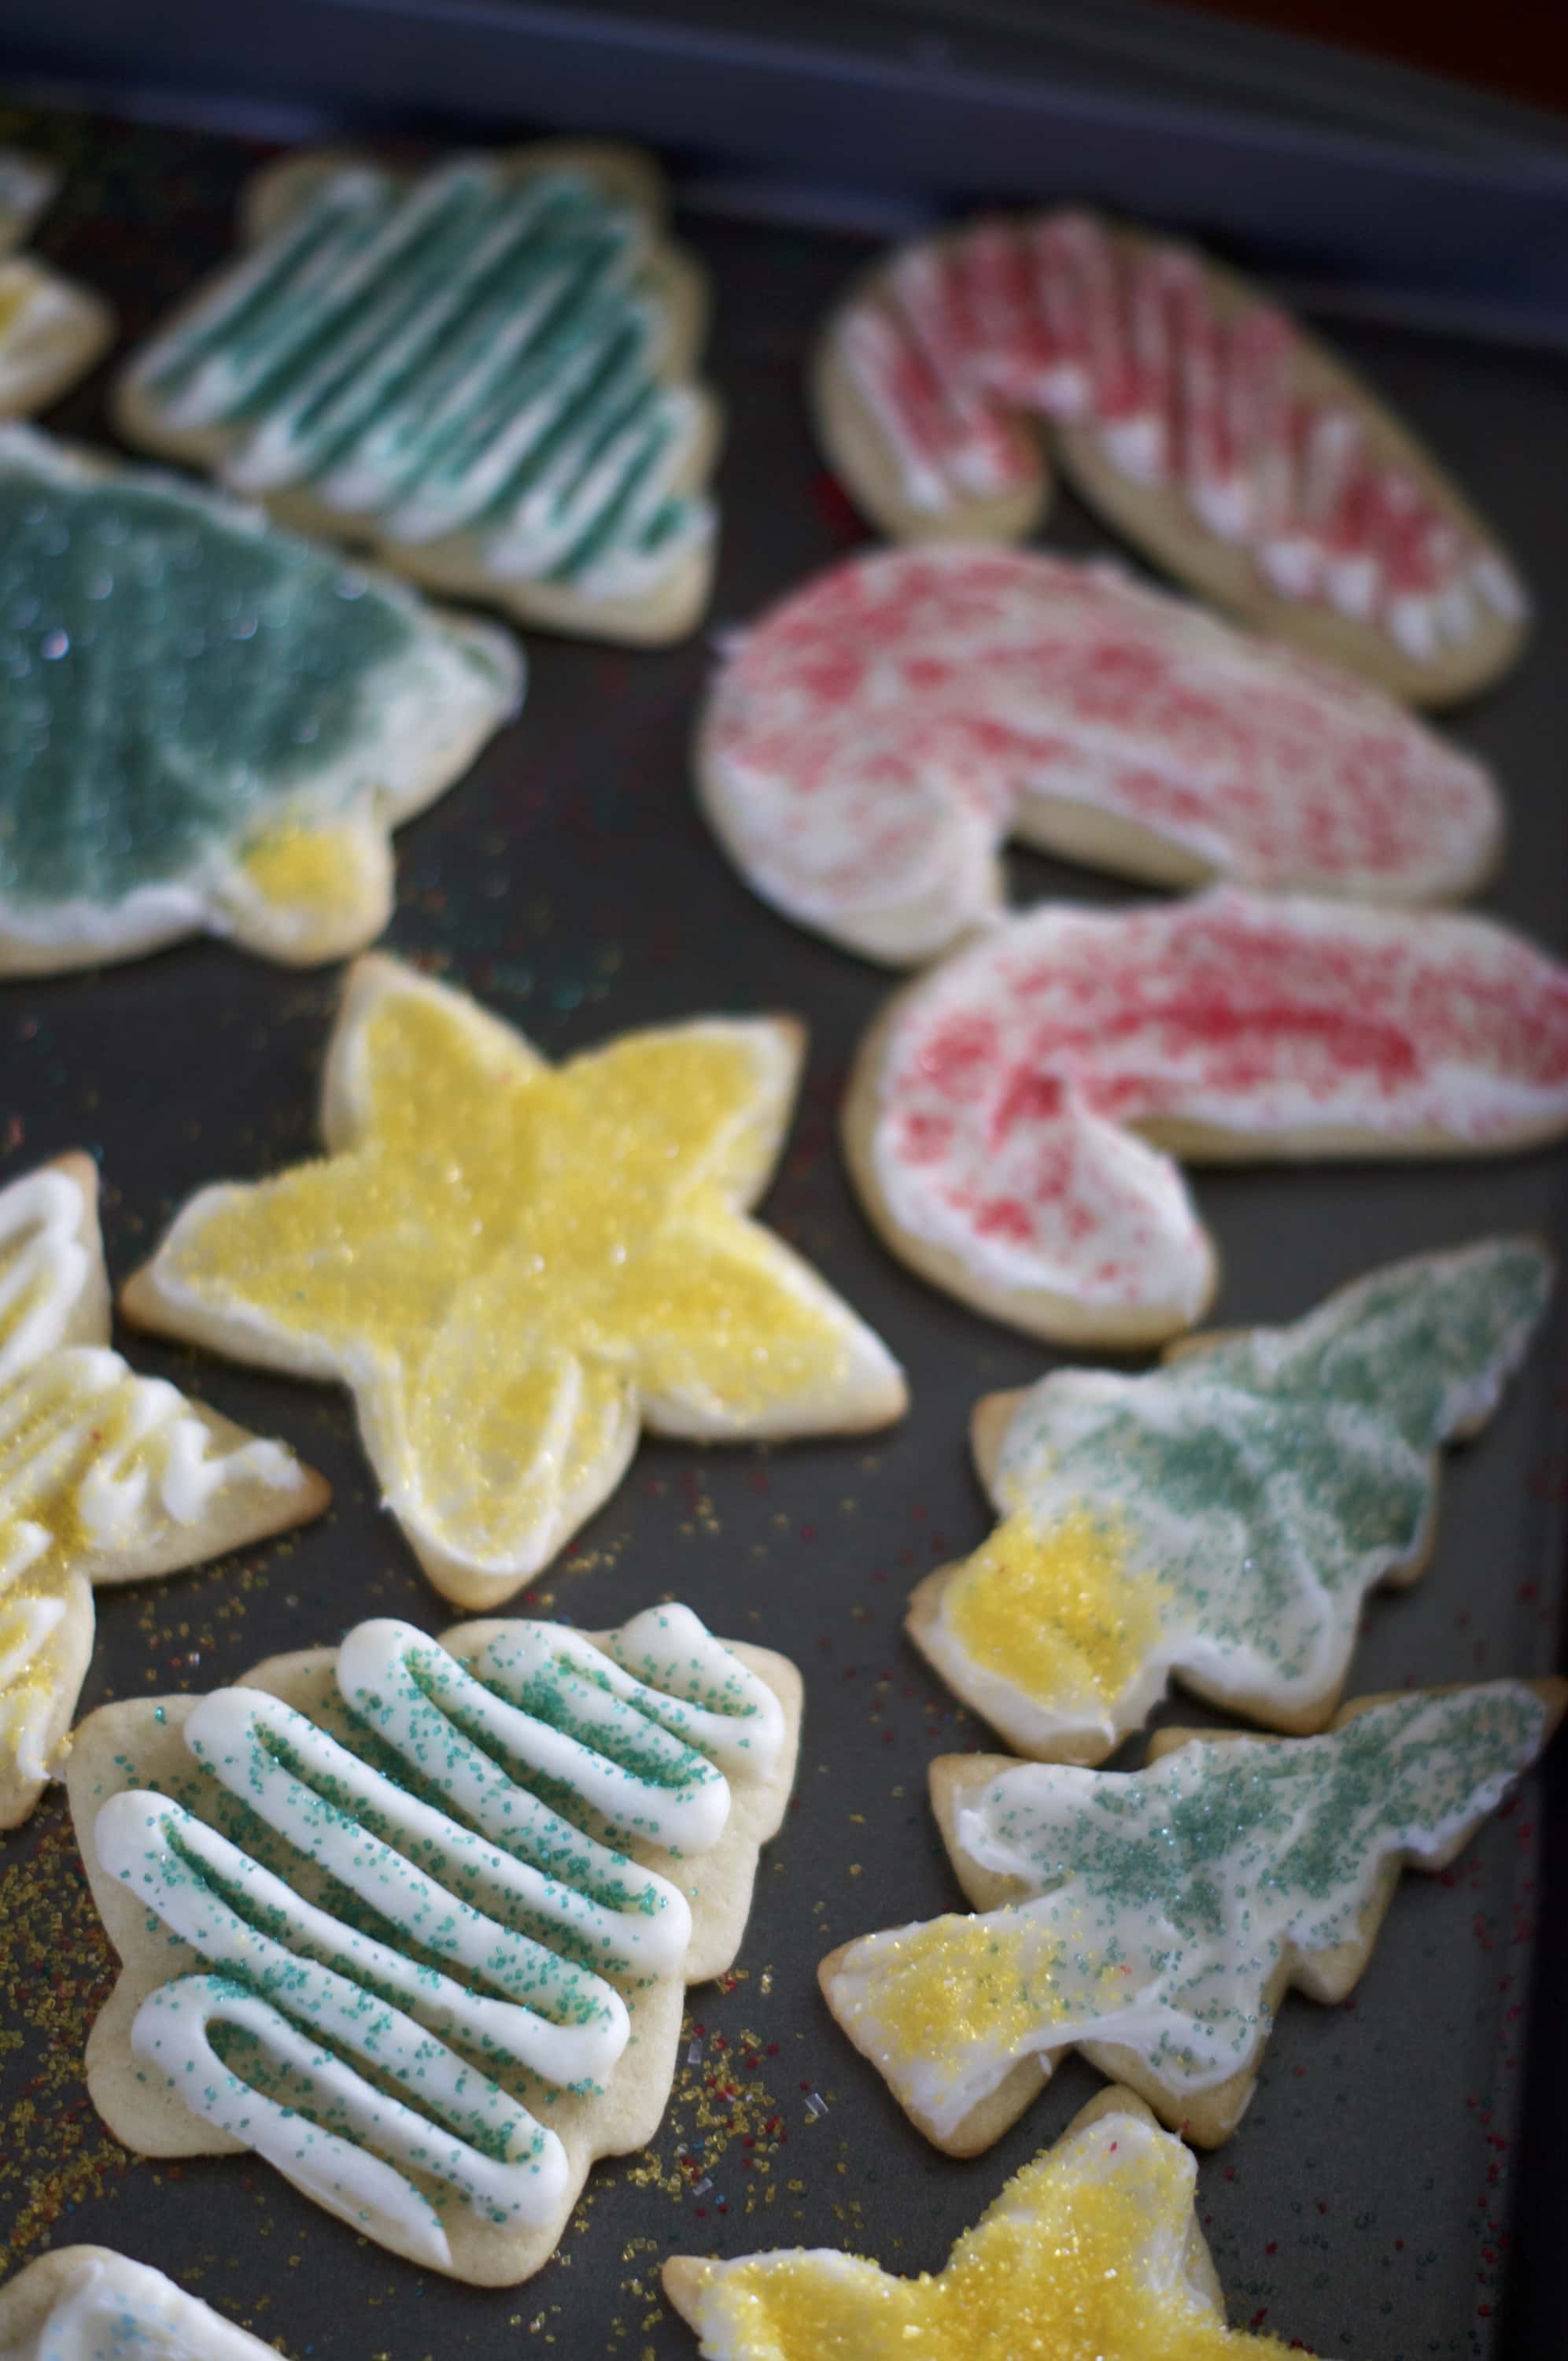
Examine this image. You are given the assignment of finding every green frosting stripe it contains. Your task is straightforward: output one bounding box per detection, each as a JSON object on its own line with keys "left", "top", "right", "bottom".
{"left": 132, "top": 157, "right": 711, "bottom": 597}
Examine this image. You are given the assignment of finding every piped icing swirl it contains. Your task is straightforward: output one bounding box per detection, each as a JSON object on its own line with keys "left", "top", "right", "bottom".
{"left": 823, "top": 1681, "right": 1555, "bottom": 2146}
{"left": 861, "top": 889, "right": 1568, "bottom": 1339}
{"left": 920, "top": 1240, "right": 1553, "bottom": 1759}
{"left": 830, "top": 209, "right": 1524, "bottom": 671}
{"left": 125, "top": 156, "right": 714, "bottom": 606}
{"left": 0, "top": 1160, "right": 314, "bottom": 1827}
{"left": 90, "top": 1605, "right": 785, "bottom": 2273}
{"left": 701, "top": 545, "right": 1500, "bottom": 963}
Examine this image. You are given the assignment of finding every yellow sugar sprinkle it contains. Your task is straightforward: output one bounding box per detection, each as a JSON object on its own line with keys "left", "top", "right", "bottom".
{"left": 943, "top": 1504, "right": 1164, "bottom": 1707}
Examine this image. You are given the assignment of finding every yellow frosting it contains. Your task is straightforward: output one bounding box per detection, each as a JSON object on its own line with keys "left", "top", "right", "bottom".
{"left": 0, "top": 262, "right": 36, "bottom": 341}
{"left": 835, "top": 1913, "right": 1067, "bottom": 2097}
{"left": 686, "top": 2112, "right": 1292, "bottom": 2358}
{"left": 942, "top": 1504, "right": 1164, "bottom": 1706}
{"left": 240, "top": 818, "right": 365, "bottom": 915}
{"left": 156, "top": 982, "right": 862, "bottom": 1565}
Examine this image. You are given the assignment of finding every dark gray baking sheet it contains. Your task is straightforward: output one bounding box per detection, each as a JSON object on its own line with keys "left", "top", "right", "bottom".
{"left": 1, "top": 102, "right": 1566, "bottom": 2361}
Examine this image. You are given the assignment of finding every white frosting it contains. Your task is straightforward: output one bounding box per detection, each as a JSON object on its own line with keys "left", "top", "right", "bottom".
{"left": 825, "top": 1682, "right": 1548, "bottom": 2140}
{"left": 702, "top": 545, "right": 1498, "bottom": 963}
{"left": 867, "top": 889, "right": 1568, "bottom": 1321}
{"left": 93, "top": 1606, "right": 783, "bottom": 2263}
{"left": 2, "top": 2250, "right": 278, "bottom": 2361}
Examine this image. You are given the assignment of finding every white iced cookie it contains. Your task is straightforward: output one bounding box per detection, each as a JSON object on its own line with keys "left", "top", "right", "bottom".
{"left": 820, "top": 1679, "right": 1564, "bottom": 2152}
{"left": 122, "top": 954, "right": 906, "bottom": 1608}
{"left": 844, "top": 888, "right": 1568, "bottom": 1346}
{"left": 911, "top": 1240, "right": 1553, "bottom": 1762}
{"left": 816, "top": 208, "right": 1526, "bottom": 702}
{"left": 699, "top": 545, "right": 1501, "bottom": 966}
{"left": 0, "top": 1153, "right": 327, "bottom": 1832}
{"left": 116, "top": 143, "right": 720, "bottom": 645}
{"left": 68, "top": 1602, "right": 801, "bottom": 2283}
{"left": 0, "top": 427, "right": 522, "bottom": 977}
{"left": 664, "top": 2089, "right": 1334, "bottom": 2359}
{"left": 0, "top": 153, "right": 113, "bottom": 420}
{"left": 0, "top": 2248, "right": 276, "bottom": 2361}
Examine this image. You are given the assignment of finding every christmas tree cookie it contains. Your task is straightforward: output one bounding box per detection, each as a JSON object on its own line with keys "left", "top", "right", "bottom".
{"left": 0, "top": 427, "right": 521, "bottom": 975}
{"left": 68, "top": 1602, "right": 801, "bottom": 2281}
{"left": 0, "top": 1154, "right": 327, "bottom": 1831}
{"left": 116, "top": 145, "right": 720, "bottom": 644}
{"left": 911, "top": 1240, "right": 1553, "bottom": 1762}
{"left": 665, "top": 2089, "right": 1326, "bottom": 2358}
{"left": 821, "top": 1679, "right": 1563, "bottom": 2150}
{"left": 122, "top": 955, "right": 906, "bottom": 1606}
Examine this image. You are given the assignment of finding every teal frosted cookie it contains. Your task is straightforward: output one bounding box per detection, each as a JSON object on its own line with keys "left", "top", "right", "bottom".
{"left": 909, "top": 1239, "right": 1554, "bottom": 1762}
{"left": 821, "top": 1677, "right": 1565, "bottom": 2152}
{"left": 116, "top": 143, "right": 719, "bottom": 645}
{"left": 0, "top": 427, "right": 521, "bottom": 973}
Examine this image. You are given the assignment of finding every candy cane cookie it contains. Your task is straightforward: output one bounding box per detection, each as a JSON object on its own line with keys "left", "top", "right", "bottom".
{"left": 0, "top": 1153, "right": 327, "bottom": 1832}
{"left": 699, "top": 545, "right": 1501, "bottom": 965}
{"left": 0, "top": 153, "right": 113, "bottom": 420}
{"left": 817, "top": 210, "right": 1527, "bottom": 701}
{"left": 910, "top": 1240, "right": 1552, "bottom": 1764}
{"left": 116, "top": 144, "right": 719, "bottom": 644}
{"left": 843, "top": 889, "right": 1568, "bottom": 1345}
{"left": 68, "top": 1603, "right": 800, "bottom": 2282}
{"left": 821, "top": 1679, "right": 1565, "bottom": 2152}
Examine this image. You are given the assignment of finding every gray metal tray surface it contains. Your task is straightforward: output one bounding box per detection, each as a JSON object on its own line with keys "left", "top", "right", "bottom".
{"left": 1, "top": 100, "right": 1566, "bottom": 2361}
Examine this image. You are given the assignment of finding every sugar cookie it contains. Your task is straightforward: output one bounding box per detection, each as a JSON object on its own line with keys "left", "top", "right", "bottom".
{"left": 68, "top": 1602, "right": 801, "bottom": 2282}
{"left": 821, "top": 1678, "right": 1565, "bottom": 2152}
{"left": 815, "top": 209, "right": 1526, "bottom": 701}
{"left": 0, "top": 1152, "right": 327, "bottom": 1832}
{"left": 122, "top": 955, "right": 906, "bottom": 1606}
{"left": 843, "top": 888, "right": 1568, "bottom": 1346}
{"left": 699, "top": 544, "right": 1501, "bottom": 965}
{"left": 664, "top": 2088, "right": 1323, "bottom": 2358}
{"left": 116, "top": 144, "right": 720, "bottom": 645}
{"left": 910, "top": 1240, "right": 1552, "bottom": 1762}
{"left": 0, "top": 153, "right": 114, "bottom": 420}
{"left": 0, "top": 427, "right": 521, "bottom": 975}
{"left": 0, "top": 2248, "right": 276, "bottom": 2360}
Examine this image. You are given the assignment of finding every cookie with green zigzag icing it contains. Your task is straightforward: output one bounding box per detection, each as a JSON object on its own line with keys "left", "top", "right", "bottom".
{"left": 908, "top": 1240, "right": 1554, "bottom": 1764}
{"left": 821, "top": 1676, "right": 1565, "bottom": 2152}
{"left": 115, "top": 142, "right": 720, "bottom": 645}
{"left": 68, "top": 1602, "right": 801, "bottom": 2282}
{"left": 0, "top": 427, "right": 521, "bottom": 974}
{"left": 0, "top": 153, "right": 114, "bottom": 420}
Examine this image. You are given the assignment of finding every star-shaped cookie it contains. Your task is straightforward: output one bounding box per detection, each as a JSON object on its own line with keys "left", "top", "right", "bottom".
{"left": 0, "top": 1152, "right": 327, "bottom": 1830}
{"left": 664, "top": 2088, "right": 1322, "bottom": 2359}
{"left": 123, "top": 955, "right": 906, "bottom": 1606}
{"left": 821, "top": 1679, "right": 1563, "bottom": 2152}
{"left": 0, "top": 154, "right": 114, "bottom": 420}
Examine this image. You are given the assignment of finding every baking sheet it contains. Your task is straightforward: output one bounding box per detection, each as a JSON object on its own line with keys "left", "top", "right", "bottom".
{"left": 1, "top": 98, "right": 1566, "bottom": 2361}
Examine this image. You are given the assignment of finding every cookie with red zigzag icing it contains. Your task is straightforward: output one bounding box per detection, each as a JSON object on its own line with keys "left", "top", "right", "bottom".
{"left": 843, "top": 888, "right": 1568, "bottom": 1345}
{"left": 816, "top": 209, "right": 1526, "bottom": 702}
{"left": 699, "top": 544, "right": 1500, "bottom": 966}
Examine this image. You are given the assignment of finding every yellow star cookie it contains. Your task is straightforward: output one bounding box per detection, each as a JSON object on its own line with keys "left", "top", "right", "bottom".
{"left": 0, "top": 1152, "right": 328, "bottom": 1830}
{"left": 663, "top": 2087, "right": 1316, "bottom": 2359}
{"left": 122, "top": 956, "right": 907, "bottom": 1608}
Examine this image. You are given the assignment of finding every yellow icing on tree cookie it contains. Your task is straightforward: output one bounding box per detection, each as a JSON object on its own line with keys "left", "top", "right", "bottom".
{"left": 124, "top": 956, "right": 906, "bottom": 1609}
{"left": 663, "top": 2093, "right": 1311, "bottom": 2359}
{"left": 942, "top": 1503, "right": 1161, "bottom": 1709}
